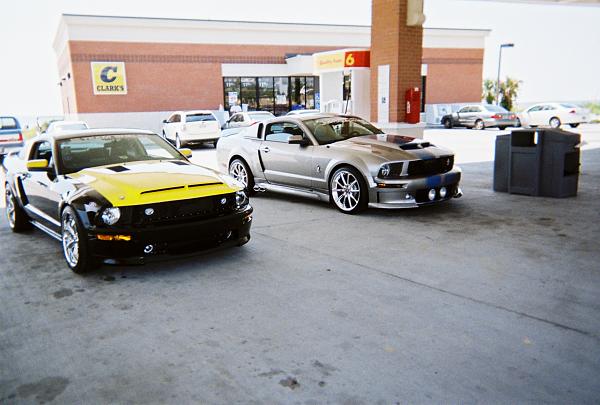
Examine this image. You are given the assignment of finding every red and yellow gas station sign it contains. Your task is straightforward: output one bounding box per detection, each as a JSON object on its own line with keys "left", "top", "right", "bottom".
{"left": 314, "top": 50, "right": 370, "bottom": 72}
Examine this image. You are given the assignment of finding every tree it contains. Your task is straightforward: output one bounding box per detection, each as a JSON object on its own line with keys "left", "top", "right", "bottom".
{"left": 482, "top": 79, "right": 496, "bottom": 105}
{"left": 498, "top": 77, "right": 522, "bottom": 111}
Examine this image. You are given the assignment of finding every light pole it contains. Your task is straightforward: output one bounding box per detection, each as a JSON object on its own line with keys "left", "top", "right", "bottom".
{"left": 496, "top": 43, "right": 514, "bottom": 105}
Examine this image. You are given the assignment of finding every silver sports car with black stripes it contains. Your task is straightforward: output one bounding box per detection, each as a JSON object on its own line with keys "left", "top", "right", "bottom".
{"left": 216, "top": 113, "right": 462, "bottom": 214}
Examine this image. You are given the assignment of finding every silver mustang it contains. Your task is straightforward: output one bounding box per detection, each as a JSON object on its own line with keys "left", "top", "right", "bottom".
{"left": 216, "top": 114, "right": 462, "bottom": 214}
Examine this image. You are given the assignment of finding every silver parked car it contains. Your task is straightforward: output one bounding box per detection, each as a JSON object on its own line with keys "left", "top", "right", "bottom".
{"left": 216, "top": 114, "right": 462, "bottom": 214}
{"left": 441, "top": 104, "right": 519, "bottom": 130}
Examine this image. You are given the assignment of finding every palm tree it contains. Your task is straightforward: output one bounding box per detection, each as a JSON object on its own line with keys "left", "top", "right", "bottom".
{"left": 482, "top": 79, "right": 496, "bottom": 105}
{"left": 499, "top": 77, "right": 522, "bottom": 111}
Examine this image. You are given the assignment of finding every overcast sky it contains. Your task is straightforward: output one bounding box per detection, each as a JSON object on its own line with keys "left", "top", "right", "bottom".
{"left": 1, "top": 0, "right": 599, "bottom": 116}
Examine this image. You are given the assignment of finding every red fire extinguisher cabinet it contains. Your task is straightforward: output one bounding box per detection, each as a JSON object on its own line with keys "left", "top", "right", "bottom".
{"left": 405, "top": 88, "right": 421, "bottom": 124}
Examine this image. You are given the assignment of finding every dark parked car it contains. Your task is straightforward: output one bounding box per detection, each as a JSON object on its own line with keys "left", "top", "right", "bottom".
{"left": 441, "top": 104, "right": 519, "bottom": 130}
{"left": 0, "top": 116, "right": 24, "bottom": 158}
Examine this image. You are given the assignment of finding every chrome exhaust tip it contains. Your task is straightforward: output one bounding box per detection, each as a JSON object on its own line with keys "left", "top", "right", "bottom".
{"left": 253, "top": 185, "right": 266, "bottom": 193}
{"left": 454, "top": 187, "right": 463, "bottom": 199}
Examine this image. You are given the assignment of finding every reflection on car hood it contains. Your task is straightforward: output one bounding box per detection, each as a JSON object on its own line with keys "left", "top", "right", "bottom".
{"left": 329, "top": 134, "right": 453, "bottom": 161}
{"left": 68, "top": 160, "right": 240, "bottom": 207}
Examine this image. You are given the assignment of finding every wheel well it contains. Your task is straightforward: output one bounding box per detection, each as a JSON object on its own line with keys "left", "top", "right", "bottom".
{"left": 229, "top": 155, "right": 247, "bottom": 167}
{"left": 327, "top": 164, "right": 369, "bottom": 193}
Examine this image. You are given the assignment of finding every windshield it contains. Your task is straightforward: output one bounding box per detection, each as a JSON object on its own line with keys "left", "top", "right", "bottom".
{"left": 57, "top": 133, "right": 185, "bottom": 174}
{"left": 484, "top": 105, "right": 508, "bottom": 112}
{"left": 186, "top": 113, "right": 216, "bottom": 122}
{"left": 303, "top": 117, "right": 384, "bottom": 145}
{"left": 54, "top": 123, "right": 88, "bottom": 132}
{"left": 248, "top": 112, "right": 275, "bottom": 121}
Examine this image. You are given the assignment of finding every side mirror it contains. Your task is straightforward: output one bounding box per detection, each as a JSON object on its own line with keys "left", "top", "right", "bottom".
{"left": 162, "top": 119, "right": 168, "bottom": 124}
{"left": 178, "top": 148, "right": 192, "bottom": 158}
{"left": 27, "top": 159, "right": 49, "bottom": 172}
{"left": 288, "top": 134, "right": 309, "bottom": 146}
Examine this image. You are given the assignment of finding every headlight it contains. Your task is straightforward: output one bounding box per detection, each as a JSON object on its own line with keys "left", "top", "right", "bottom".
{"left": 101, "top": 207, "right": 121, "bottom": 225}
{"left": 236, "top": 190, "right": 248, "bottom": 208}
{"left": 379, "top": 164, "right": 391, "bottom": 178}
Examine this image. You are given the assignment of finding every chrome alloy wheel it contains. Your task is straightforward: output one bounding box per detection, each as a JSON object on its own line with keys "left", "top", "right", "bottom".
{"left": 5, "top": 188, "right": 15, "bottom": 228}
{"left": 62, "top": 211, "right": 80, "bottom": 268}
{"left": 331, "top": 170, "right": 361, "bottom": 212}
{"left": 230, "top": 161, "right": 248, "bottom": 188}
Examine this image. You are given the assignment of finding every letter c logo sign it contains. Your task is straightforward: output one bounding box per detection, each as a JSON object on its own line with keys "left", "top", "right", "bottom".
{"left": 100, "top": 66, "right": 118, "bottom": 83}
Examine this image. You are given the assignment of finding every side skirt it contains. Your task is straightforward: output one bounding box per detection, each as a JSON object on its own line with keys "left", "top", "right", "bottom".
{"left": 254, "top": 180, "right": 330, "bottom": 202}
{"left": 30, "top": 220, "right": 62, "bottom": 241}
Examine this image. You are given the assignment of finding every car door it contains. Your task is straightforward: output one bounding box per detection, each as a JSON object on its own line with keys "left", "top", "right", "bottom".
{"left": 21, "top": 140, "right": 62, "bottom": 230}
{"left": 260, "top": 121, "right": 313, "bottom": 188}
{"left": 456, "top": 106, "right": 474, "bottom": 126}
{"left": 526, "top": 105, "right": 546, "bottom": 126}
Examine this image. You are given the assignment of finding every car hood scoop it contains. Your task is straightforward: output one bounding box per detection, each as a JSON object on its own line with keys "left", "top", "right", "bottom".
{"left": 331, "top": 134, "right": 451, "bottom": 161}
{"left": 69, "top": 160, "right": 238, "bottom": 206}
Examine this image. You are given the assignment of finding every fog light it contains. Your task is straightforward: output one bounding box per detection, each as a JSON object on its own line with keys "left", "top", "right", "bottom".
{"left": 405, "top": 194, "right": 412, "bottom": 200}
{"left": 144, "top": 244, "right": 154, "bottom": 254}
{"left": 428, "top": 188, "right": 436, "bottom": 201}
{"left": 439, "top": 187, "right": 447, "bottom": 198}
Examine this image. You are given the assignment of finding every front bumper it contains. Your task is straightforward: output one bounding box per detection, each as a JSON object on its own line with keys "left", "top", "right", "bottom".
{"left": 369, "top": 168, "right": 462, "bottom": 209}
{"left": 88, "top": 206, "right": 252, "bottom": 260}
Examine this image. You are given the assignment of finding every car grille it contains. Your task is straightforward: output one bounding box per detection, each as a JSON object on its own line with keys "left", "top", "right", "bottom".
{"left": 130, "top": 193, "right": 237, "bottom": 227}
{"left": 407, "top": 156, "right": 454, "bottom": 177}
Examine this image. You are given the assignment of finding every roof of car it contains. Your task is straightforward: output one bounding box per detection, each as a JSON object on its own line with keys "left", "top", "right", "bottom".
{"left": 179, "top": 110, "right": 214, "bottom": 115}
{"left": 44, "top": 128, "right": 155, "bottom": 141}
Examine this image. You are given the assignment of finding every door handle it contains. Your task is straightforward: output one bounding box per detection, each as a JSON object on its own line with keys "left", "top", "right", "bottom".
{"left": 261, "top": 147, "right": 270, "bottom": 153}
{"left": 36, "top": 181, "right": 48, "bottom": 188}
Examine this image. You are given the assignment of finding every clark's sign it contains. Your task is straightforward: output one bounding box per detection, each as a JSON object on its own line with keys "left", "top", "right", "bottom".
{"left": 91, "top": 62, "right": 128, "bottom": 95}
{"left": 314, "top": 50, "right": 370, "bottom": 72}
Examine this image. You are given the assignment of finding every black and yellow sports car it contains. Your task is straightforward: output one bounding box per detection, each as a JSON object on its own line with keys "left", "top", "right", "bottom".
{"left": 2, "top": 129, "right": 252, "bottom": 273}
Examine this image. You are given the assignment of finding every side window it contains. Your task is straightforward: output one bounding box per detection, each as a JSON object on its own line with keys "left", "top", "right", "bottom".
{"left": 30, "top": 141, "right": 53, "bottom": 165}
{"left": 458, "top": 106, "right": 470, "bottom": 113}
{"left": 264, "top": 122, "right": 304, "bottom": 143}
{"left": 169, "top": 114, "right": 181, "bottom": 123}
{"left": 232, "top": 114, "right": 242, "bottom": 123}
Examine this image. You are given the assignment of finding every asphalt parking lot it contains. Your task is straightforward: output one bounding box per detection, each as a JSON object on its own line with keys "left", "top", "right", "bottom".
{"left": 1, "top": 125, "right": 599, "bottom": 403}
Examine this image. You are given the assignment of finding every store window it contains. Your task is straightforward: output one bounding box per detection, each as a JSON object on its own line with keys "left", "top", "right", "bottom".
{"left": 223, "top": 77, "right": 241, "bottom": 112}
{"left": 241, "top": 77, "right": 258, "bottom": 111}
{"left": 290, "top": 76, "right": 306, "bottom": 111}
{"left": 305, "top": 77, "right": 316, "bottom": 110}
{"left": 258, "top": 77, "right": 274, "bottom": 113}
{"left": 274, "top": 77, "right": 289, "bottom": 116}
{"left": 224, "top": 76, "right": 319, "bottom": 115}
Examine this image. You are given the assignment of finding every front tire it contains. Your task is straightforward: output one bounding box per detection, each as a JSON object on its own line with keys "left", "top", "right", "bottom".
{"left": 498, "top": 126, "right": 507, "bottom": 131}
{"left": 443, "top": 118, "right": 452, "bottom": 129}
{"left": 175, "top": 134, "right": 182, "bottom": 149}
{"left": 5, "top": 186, "right": 30, "bottom": 232}
{"left": 329, "top": 167, "right": 368, "bottom": 214}
{"left": 549, "top": 117, "right": 561, "bottom": 129}
{"left": 474, "top": 119, "right": 485, "bottom": 130}
{"left": 61, "top": 206, "right": 97, "bottom": 274}
{"left": 229, "top": 158, "right": 255, "bottom": 195}
{"left": 569, "top": 123, "right": 580, "bottom": 128}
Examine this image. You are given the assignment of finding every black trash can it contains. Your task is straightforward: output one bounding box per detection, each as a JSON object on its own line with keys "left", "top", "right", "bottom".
{"left": 493, "top": 134, "right": 511, "bottom": 192}
{"left": 493, "top": 128, "right": 580, "bottom": 198}
{"left": 508, "top": 130, "right": 543, "bottom": 196}
{"left": 538, "top": 129, "right": 580, "bottom": 198}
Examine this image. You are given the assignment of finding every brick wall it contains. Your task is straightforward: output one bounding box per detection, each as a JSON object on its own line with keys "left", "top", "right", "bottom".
{"left": 68, "top": 41, "right": 339, "bottom": 113}
{"left": 422, "top": 48, "right": 484, "bottom": 104}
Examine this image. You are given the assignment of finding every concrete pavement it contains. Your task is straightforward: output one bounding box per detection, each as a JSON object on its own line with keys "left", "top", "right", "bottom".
{"left": 1, "top": 127, "right": 599, "bottom": 403}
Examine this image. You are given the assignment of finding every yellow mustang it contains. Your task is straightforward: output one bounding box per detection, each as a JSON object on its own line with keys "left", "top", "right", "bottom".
{"left": 2, "top": 129, "right": 252, "bottom": 273}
